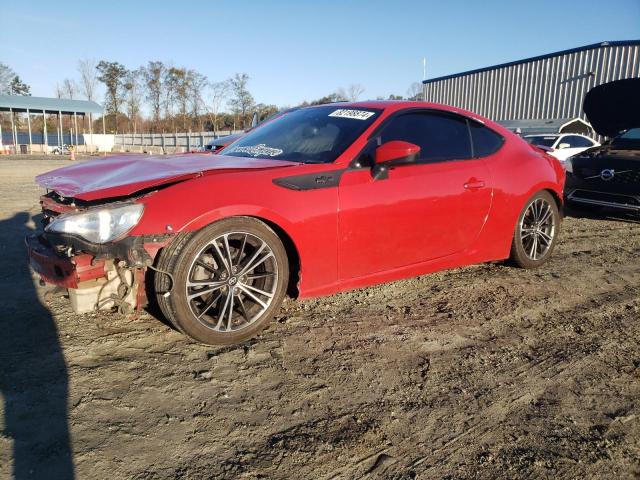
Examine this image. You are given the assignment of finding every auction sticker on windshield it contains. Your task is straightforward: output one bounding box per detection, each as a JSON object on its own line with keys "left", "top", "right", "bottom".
{"left": 230, "top": 144, "right": 283, "bottom": 157}
{"left": 328, "top": 109, "right": 376, "bottom": 120}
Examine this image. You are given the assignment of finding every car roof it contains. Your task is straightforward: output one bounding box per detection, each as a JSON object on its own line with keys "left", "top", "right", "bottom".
{"left": 311, "top": 100, "right": 465, "bottom": 113}
{"left": 307, "top": 100, "right": 494, "bottom": 122}
{"left": 302, "top": 100, "right": 513, "bottom": 138}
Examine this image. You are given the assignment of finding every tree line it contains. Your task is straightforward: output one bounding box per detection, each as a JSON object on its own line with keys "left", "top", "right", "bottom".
{"left": 66, "top": 59, "right": 275, "bottom": 134}
{"left": 1, "top": 60, "right": 423, "bottom": 135}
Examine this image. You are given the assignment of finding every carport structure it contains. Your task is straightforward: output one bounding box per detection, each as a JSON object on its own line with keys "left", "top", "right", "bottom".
{"left": 497, "top": 117, "right": 595, "bottom": 137}
{"left": 0, "top": 95, "right": 104, "bottom": 154}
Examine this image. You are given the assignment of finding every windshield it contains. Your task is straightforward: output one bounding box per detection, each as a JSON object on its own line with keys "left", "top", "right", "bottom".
{"left": 524, "top": 135, "right": 558, "bottom": 148}
{"left": 612, "top": 127, "right": 640, "bottom": 145}
{"left": 220, "top": 106, "right": 381, "bottom": 163}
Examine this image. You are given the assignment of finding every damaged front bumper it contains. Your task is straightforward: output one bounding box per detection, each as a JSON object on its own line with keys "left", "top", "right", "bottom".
{"left": 26, "top": 231, "right": 172, "bottom": 314}
{"left": 26, "top": 233, "right": 106, "bottom": 289}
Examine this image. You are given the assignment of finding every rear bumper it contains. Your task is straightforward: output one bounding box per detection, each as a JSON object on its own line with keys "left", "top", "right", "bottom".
{"left": 25, "top": 233, "right": 107, "bottom": 288}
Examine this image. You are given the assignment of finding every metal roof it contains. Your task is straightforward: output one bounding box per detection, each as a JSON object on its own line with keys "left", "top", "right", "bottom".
{"left": 497, "top": 118, "right": 593, "bottom": 136}
{"left": 422, "top": 40, "right": 640, "bottom": 84}
{"left": 0, "top": 95, "right": 104, "bottom": 115}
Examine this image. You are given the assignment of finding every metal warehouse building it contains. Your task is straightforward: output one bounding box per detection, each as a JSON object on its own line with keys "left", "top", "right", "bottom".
{"left": 422, "top": 40, "right": 640, "bottom": 133}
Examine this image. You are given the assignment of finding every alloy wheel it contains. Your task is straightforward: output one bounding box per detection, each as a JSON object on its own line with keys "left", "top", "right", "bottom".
{"left": 185, "top": 231, "right": 278, "bottom": 332}
{"left": 519, "top": 198, "right": 556, "bottom": 261}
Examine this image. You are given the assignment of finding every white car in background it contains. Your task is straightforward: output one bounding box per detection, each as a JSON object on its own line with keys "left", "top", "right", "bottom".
{"left": 47, "top": 144, "right": 71, "bottom": 155}
{"left": 524, "top": 133, "right": 600, "bottom": 163}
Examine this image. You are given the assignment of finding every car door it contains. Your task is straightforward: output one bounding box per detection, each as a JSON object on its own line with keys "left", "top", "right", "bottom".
{"left": 337, "top": 111, "right": 492, "bottom": 280}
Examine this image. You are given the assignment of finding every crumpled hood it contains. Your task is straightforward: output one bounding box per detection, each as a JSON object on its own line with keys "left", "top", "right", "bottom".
{"left": 36, "top": 153, "right": 298, "bottom": 201}
{"left": 584, "top": 78, "right": 640, "bottom": 137}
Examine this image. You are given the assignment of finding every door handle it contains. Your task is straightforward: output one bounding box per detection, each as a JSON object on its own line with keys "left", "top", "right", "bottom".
{"left": 464, "top": 179, "right": 485, "bottom": 190}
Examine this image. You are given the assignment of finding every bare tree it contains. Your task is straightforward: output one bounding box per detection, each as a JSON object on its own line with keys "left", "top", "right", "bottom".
{"left": 228, "top": 73, "right": 255, "bottom": 129}
{"left": 208, "top": 80, "right": 230, "bottom": 134}
{"left": 347, "top": 83, "right": 365, "bottom": 101}
{"left": 189, "top": 71, "right": 208, "bottom": 130}
{"left": 163, "top": 66, "right": 180, "bottom": 131}
{"left": 141, "top": 60, "right": 166, "bottom": 130}
{"left": 54, "top": 83, "right": 64, "bottom": 99}
{"left": 123, "top": 69, "right": 143, "bottom": 133}
{"left": 168, "top": 67, "right": 191, "bottom": 130}
{"left": 96, "top": 60, "right": 128, "bottom": 132}
{"left": 77, "top": 58, "right": 98, "bottom": 101}
{"left": 407, "top": 82, "right": 423, "bottom": 100}
{"left": 61, "top": 78, "right": 77, "bottom": 99}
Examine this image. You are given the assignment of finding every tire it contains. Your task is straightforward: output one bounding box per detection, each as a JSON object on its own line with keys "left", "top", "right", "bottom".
{"left": 509, "top": 191, "right": 561, "bottom": 269}
{"left": 154, "top": 217, "right": 289, "bottom": 345}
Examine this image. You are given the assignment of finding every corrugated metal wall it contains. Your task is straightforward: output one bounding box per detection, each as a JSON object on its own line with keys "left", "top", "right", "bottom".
{"left": 423, "top": 42, "right": 640, "bottom": 124}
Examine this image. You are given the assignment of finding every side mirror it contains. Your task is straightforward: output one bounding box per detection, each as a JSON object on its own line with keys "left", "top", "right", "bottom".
{"left": 372, "top": 141, "right": 420, "bottom": 180}
{"left": 557, "top": 142, "right": 570, "bottom": 150}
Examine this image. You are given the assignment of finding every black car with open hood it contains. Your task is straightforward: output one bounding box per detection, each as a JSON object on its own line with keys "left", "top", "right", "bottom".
{"left": 565, "top": 78, "right": 640, "bottom": 213}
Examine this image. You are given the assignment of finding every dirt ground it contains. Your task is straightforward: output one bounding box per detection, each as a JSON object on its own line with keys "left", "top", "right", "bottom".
{"left": 0, "top": 156, "right": 639, "bottom": 480}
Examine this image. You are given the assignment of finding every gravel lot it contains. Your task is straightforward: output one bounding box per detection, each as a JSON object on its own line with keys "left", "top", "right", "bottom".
{"left": 0, "top": 156, "right": 639, "bottom": 479}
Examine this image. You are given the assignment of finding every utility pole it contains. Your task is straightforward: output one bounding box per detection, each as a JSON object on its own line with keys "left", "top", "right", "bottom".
{"left": 423, "top": 58, "right": 427, "bottom": 101}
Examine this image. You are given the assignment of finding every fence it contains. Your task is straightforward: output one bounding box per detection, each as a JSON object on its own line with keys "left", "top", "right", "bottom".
{"left": 1, "top": 132, "right": 85, "bottom": 146}
{"left": 0, "top": 130, "right": 243, "bottom": 154}
{"left": 114, "top": 131, "right": 244, "bottom": 151}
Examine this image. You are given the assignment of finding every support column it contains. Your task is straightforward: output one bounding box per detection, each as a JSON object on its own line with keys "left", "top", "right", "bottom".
{"left": 27, "top": 108, "right": 32, "bottom": 154}
{"left": 10, "top": 108, "right": 17, "bottom": 154}
{"left": 43, "top": 111, "right": 48, "bottom": 155}
{"left": 102, "top": 114, "right": 106, "bottom": 156}
{"left": 89, "top": 112, "right": 93, "bottom": 153}
{"left": 58, "top": 110, "right": 62, "bottom": 148}
{"left": 73, "top": 112, "right": 78, "bottom": 147}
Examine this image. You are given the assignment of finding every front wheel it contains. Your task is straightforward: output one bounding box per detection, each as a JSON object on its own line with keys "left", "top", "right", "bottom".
{"left": 155, "top": 218, "right": 289, "bottom": 345}
{"left": 509, "top": 191, "right": 560, "bottom": 268}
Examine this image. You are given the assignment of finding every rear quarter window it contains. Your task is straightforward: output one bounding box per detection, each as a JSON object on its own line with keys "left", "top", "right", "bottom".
{"left": 470, "top": 123, "right": 504, "bottom": 157}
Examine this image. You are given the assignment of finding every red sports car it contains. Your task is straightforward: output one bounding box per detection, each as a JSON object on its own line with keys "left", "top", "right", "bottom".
{"left": 28, "top": 101, "right": 565, "bottom": 345}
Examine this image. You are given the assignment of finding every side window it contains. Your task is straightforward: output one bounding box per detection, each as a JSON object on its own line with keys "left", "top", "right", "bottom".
{"left": 469, "top": 122, "right": 504, "bottom": 157}
{"left": 379, "top": 112, "right": 472, "bottom": 162}
{"left": 565, "top": 135, "right": 593, "bottom": 148}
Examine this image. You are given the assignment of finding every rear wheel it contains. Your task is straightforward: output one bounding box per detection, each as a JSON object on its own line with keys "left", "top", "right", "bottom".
{"left": 155, "top": 217, "right": 289, "bottom": 345}
{"left": 509, "top": 191, "right": 560, "bottom": 268}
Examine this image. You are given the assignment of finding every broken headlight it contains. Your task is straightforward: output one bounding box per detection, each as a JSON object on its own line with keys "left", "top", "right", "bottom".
{"left": 45, "top": 203, "right": 144, "bottom": 244}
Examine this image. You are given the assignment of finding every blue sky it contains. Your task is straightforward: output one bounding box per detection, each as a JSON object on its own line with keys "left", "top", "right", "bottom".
{"left": 1, "top": 0, "right": 639, "bottom": 108}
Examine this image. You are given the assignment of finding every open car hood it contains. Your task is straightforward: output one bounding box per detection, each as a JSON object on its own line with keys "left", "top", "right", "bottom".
{"left": 583, "top": 78, "right": 640, "bottom": 137}
{"left": 36, "top": 153, "right": 298, "bottom": 201}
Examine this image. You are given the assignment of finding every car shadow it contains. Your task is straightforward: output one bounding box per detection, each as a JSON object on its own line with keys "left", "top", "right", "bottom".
{"left": 0, "top": 212, "right": 74, "bottom": 479}
{"left": 564, "top": 205, "right": 640, "bottom": 224}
